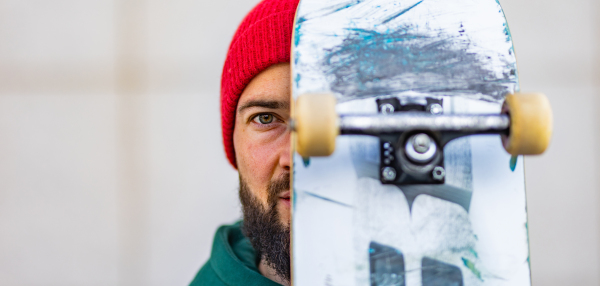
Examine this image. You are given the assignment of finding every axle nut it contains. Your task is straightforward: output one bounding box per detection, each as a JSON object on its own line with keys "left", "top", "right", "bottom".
{"left": 405, "top": 133, "right": 437, "bottom": 164}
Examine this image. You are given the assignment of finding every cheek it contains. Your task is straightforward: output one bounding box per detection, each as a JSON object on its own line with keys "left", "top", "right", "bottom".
{"left": 234, "top": 126, "right": 286, "bottom": 199}
{"left": 242, "top": 138, "right": 279, "bottom": 173}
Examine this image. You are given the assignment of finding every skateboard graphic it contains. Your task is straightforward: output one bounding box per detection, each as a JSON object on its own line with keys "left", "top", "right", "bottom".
{"left": 290, "top": 0, "right": 552, "bottom": 285}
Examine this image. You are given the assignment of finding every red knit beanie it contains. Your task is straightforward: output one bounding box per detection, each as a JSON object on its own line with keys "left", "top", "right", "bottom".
{"left": 221, "top": 0, "right": 300, "bottom": 168}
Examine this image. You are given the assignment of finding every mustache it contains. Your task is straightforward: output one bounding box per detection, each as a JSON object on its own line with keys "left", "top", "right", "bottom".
{"left": 267, "top": 172, "right": 291, "bottom": 207}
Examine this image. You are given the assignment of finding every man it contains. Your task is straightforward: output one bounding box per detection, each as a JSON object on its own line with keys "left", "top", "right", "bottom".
{"left": 190, "top": 0, "right": 299, "bottom": 285}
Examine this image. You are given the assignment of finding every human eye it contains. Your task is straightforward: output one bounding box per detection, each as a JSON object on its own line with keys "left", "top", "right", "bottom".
{"left": 252, "top": 113, "right": 275, "bottom": 125}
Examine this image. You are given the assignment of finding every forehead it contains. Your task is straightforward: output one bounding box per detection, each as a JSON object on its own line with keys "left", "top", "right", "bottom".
{"left": 238, "top": 63, "right": 291, "bottom": 105}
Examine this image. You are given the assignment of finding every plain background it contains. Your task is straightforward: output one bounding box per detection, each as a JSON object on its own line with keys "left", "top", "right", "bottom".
{"left": 0, "top": 0, "right": 598, "bottom": 285}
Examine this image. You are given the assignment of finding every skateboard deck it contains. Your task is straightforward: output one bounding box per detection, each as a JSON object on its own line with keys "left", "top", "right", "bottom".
{"left": 291, "top": 0, "right": 533, "bottom": 285}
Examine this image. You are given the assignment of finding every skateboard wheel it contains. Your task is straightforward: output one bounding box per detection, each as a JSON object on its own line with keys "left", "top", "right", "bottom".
{"left": 294, "top": 93, "right": 339, "bottom": 157}
{"left": 502, "top": 92, "right": 553, "bottom": 155}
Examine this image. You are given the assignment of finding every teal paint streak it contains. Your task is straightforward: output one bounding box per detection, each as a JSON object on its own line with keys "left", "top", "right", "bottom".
{"left": 510, "top": 155, "right": 518, "bottom": 171}
{"left": 294, "top": 73, "right": 301, "bottom": 89}
{"left": 381, "top": 0, "right": 424, "bottom": 24}
{"left": 502, "top": 22, "right": 514, "bottom": 44}
{"left": 525, "top": 222, "right": 532, "bottom": 267}
{"left": 469, "top": 248, "right": 479, "bottom": 258}
{"left": 494, "top": 0, "right": 520, "bottom": 91}
{"left": 292, "top": 189, "right": 297, "bottom": 210}
{"left": 462, "top": 257, "right": 483, "bottom": 281}
{"left": 330, "top": 1, "right": 362, "bottom": 14}
{"left": 304, "top": 191, "right": 353, "bottom": 208}
{"left": 292, "top": 161, "right": 298, "bottom": 211}
{"left": 302, "top": 157, "right": 310, "bottom": 167}
{"left": 294, "top": 17, "right": 306, "bottom": 47}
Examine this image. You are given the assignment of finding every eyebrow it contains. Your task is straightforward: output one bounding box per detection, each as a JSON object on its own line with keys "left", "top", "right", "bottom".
{"left": 237, "top": 99, "right": 290, "bottom": 114}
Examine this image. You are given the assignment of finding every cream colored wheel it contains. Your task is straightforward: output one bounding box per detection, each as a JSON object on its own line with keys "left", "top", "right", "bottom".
{"left": 502, "top": 92, "right": 553, "bottom": 155}
{"left": 294, "top": 93, "right": 339, "bottom": 157}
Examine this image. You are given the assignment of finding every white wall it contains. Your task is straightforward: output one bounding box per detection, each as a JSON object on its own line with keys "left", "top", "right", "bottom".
{"left": 502, "top": 0, "right": 600, "bottom": 284}
{"left": 0, "top": 0, "right": 597, "bottom": 285}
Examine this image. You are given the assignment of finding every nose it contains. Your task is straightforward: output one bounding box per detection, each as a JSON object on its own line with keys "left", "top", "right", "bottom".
{"left": 279, "top": 129, "right": 291, "bottom": 171}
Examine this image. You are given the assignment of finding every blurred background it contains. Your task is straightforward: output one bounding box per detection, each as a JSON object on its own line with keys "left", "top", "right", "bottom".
{"left": 0, "top": 0, "right": 597, "bottom": 285}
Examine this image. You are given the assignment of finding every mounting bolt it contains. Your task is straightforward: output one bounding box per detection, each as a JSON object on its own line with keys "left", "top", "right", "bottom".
{"left": 381, "top": 103, "right": 395, "bottom": 114}
{"left": 382, "top": 167, "right": 397, "bottom": 182}
{"left": 432, "top": 166, "right": 445, "bottom": 181}
{"left": 429, "top": 103, "right": 443, "bottom": 115}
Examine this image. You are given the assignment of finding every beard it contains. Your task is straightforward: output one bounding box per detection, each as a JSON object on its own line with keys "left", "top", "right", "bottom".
{"left": 239, "top": 173, "right": 291, "bottom": 282}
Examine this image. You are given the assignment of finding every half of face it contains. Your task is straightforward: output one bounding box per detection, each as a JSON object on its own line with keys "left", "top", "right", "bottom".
{"left": 233, "top": 62, "right": 292, "bottom": 225}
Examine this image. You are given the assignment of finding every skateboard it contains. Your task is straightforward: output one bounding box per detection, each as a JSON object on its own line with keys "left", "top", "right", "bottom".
{"left": 290, "top": 0, "right": 552, "bottom": 286}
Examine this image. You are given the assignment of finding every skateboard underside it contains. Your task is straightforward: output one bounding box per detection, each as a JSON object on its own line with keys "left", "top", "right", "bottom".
{"left": 291, "top": 0, "right": 530, "bottom": 285}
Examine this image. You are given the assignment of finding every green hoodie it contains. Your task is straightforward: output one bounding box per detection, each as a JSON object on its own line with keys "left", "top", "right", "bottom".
{"left": 189, "top": 222, "right": 282, "bottom": 286}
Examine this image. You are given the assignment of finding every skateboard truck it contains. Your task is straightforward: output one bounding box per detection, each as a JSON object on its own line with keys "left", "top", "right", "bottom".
{"left": 292, "top": 93, "right": 553, "bottom": 185}
{"left": 376, "top": 97, "right": 448, "bottom": 185}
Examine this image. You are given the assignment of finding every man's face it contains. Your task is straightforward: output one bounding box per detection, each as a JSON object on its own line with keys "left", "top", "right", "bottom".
{"left": 233, "top": 62, "right": 291, "bottom": 280}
